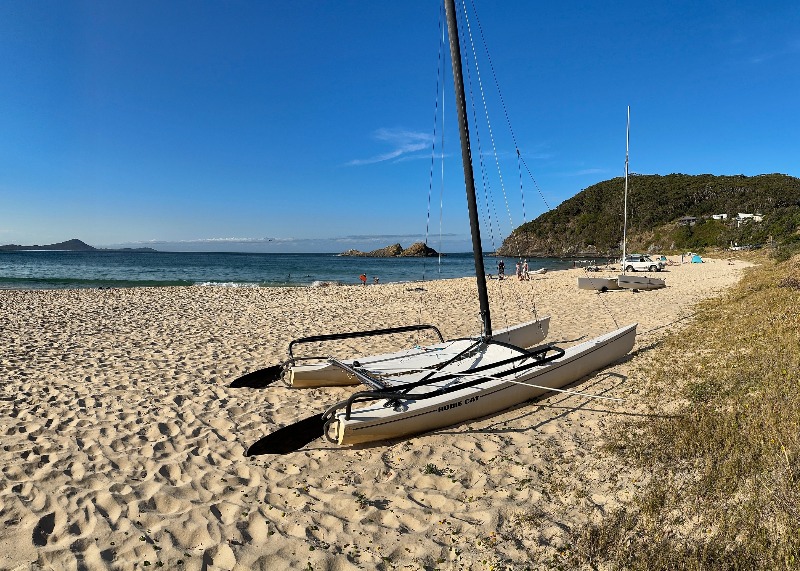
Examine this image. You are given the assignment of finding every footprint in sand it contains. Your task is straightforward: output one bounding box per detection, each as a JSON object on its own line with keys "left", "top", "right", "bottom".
{"left": 32, "top": 512, "right": 55, "bottom": 546}
{"left": 94, "top": 491, "right": 123, "bottom": 524}
{"left": 203, "top": 544, "right": 237, "bottom": 569}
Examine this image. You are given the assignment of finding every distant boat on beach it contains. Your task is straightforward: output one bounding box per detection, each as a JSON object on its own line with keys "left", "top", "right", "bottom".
{"left": 577, "top": 275, "right": 622, "bottom": 292}
{"left": 616, "top": 109, "right": 664, "bottom": 291}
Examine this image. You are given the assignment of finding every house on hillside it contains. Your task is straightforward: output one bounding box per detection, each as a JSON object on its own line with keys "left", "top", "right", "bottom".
{"left": 712, "top": 213, "right": 728, "bottom": 220}
{"left": 735, "top": 213, "right": 764, "bottom": 227}
{"left": 678, "top": 216, "right": 698, "bottom": 226}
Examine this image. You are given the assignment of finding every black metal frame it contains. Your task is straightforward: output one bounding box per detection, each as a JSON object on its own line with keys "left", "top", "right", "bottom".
{"left": 326, "top": 341, "right": 566, "bottom": 420}
{"left": 286, "top": 324, "right": 444, "bottom": 365}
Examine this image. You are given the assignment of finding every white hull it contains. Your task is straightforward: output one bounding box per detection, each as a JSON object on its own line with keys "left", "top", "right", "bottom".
{"left": 577, "top": 276, "right": 621, "bottom": 292}
{"left": 328, "top": 323, "right": 636, "bottom": 445}
{"left": 617, "top": 274, "right": 665, "bottom": 290}
{"left": 289, "top": 316, "right": 551, "bottom": 388}
{"left": 491, "top": 316, "right": 550, "bottom": 347}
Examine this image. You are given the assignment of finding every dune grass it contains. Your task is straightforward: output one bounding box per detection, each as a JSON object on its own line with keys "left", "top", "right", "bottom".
{"left": 566, "top": 252, "right": 800, "bottom": 570}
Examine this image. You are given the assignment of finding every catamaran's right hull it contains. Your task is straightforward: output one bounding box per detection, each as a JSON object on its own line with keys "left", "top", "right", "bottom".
{"left": 289, "top": 316, "right": 550, "bottom": 388}
{"left": 328, "top": 323, "right": 636, "bottom": 446}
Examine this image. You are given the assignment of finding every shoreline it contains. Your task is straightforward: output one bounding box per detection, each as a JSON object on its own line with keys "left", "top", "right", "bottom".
{"left": 1, "top": 257, "right": 688, "bottom": 291}
{"left": 0, "top": 257, "right": 752, "bottom": 569}
{"left": 0, "top": 250, "right": 588, "bottom": 291}
{"left": 0, "top": 267, "right": 578, "bottom": 292}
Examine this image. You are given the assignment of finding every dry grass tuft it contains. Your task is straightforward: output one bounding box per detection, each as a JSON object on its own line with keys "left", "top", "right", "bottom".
{"left": 566, "top": 252, "right": 800, "bottom": 570}
{"left": 777, "top": 256, "right": 800, "bottom": 290}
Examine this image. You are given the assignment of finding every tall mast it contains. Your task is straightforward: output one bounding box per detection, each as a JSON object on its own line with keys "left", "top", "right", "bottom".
{"left": 444, "top": 0, "right": 492, "bottom": 339}
{"left": 622, "top": 106, "right": 630, "bottom": 273}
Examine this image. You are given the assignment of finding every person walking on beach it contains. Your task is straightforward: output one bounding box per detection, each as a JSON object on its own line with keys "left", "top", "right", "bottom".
{"left": 515, "top": 261, "right": 522, "bottom": 280}
{"left": 497, "top": 259, "right": 505, "bottom": 280}
{"left": 359, "top": 273, "right": 367, "bottom": 286}
{"left": 522, "top": 259, "right": 529, "bottom": 280}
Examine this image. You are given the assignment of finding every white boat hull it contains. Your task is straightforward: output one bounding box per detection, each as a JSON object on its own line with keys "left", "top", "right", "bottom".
{"left": 617, "top": 274, "right": 665, "bottom": 290}
{"left": 328, "top": 323, "right": 636, "bottom": 445}
{"left": 289, "top": 316, "right": 551, "bottom": 388}
{"left": 577, "top": 276, "right": 621, "bottom": 292}
{"left": 491, "top": 316, "right": 550, "bottom": 347}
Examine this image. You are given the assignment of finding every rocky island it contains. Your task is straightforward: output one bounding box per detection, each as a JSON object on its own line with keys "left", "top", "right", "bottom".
{"left": 339, "top": 242, "right": 439, "bottom": 257}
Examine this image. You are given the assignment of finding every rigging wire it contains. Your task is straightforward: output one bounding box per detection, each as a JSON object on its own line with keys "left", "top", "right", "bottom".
{"left": 456, "top": 0, "right": 545, "bottom": 330}
{"left": 468, "top": 0, "right": 550, "bottom": 213}
{"left": 466, "top": 0, "right": 550, "bottom": 336}
{"left": 418, "top": 1, "right": 448, "bottom": 343}
{"left": 456, "top": 2, "right": 511, "bottom": 333}
{"left": 438, "top": 0, "right": 622, "bottom": 336}
{"left": 456, "top": 6, "right": 499, "bottom": 254}
{"left": 424, "top": 2, "right": 446, "bottom": 282}
{"left": 459, "top": 0, "right": 514, "bottom": 235}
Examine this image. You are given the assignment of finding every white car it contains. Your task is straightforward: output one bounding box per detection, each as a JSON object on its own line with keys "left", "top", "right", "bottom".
{"left": 622, "top": 254, "right": 664, "bottom": 272}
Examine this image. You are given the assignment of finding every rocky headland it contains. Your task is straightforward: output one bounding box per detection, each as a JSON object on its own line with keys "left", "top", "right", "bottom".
{"left": 339, "top": 242, "right": 439, "bottom": 257}
{"left": 0, "top": 239, "right": 157, "bottom": 252}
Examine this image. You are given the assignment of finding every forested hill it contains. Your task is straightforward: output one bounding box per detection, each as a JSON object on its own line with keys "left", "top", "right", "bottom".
{"left": 497, "top": 173, "right": 800, "bottom": 257}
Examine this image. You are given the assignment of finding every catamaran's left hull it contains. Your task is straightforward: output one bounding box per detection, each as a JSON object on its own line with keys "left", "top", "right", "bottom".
{"left": 577, "top": 277, "right": 621, "bottom": 292}
{"left": 617, "top": 274, "right": 666, "bottom": 290}
{"left": 290, "top": 316, "right": 550, "bottom": 388}
{"left": 328, "top": 323, "right": 636, "bottom": 445}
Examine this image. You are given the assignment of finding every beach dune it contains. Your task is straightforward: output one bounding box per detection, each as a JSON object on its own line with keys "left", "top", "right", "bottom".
{"left": 0, "top": 258, "right": 750, "bottom": 569}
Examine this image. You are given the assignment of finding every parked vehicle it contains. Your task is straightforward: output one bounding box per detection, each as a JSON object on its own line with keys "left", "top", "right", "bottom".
{"left": 622, "top": 254, "right": 664, "bottom": 272}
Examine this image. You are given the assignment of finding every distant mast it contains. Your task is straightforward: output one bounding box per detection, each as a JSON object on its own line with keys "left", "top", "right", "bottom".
{"left": 621, "top": 106, "right": 630, "bottom": 274}
{"left": 444, "top": 0, "right": 492, "bottom": 339}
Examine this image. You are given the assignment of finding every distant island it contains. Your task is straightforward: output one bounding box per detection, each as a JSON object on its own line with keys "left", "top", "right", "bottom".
{"left": 339, "top": 242, "right": 439, "bottom": 257}
{"left": 0, "top": 238, "right": 157, "bottom": 253}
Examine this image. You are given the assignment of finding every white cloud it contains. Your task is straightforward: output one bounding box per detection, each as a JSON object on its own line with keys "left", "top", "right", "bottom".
{"left": 112, "top": 233, "right": 468, "bottom": 253}
{"left": 565, "top": 168, "right": 607, "bottom": 177}
{"left": 747, "top": 39, "right": 800, "bottom": 64}
{"left": 347, "top": 128, "right": 432, "bottom": 166}
{"left": 133, "top": 237, "right": 275, "bottom": 245}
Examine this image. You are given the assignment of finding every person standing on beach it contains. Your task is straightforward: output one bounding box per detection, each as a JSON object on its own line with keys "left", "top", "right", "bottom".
{"left": 359, "top": 273, "right": 367, "bottom": 286}
{"left": 522, "top": 260, "right": 529, "bottom": 280}
{"left": 497, "top": 259, "right": 505, "bottom": 280}
{"left": 515, "top": 261, "right": 522, "bottom": 280}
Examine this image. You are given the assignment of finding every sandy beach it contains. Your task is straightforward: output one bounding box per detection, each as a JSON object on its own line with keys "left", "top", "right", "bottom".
{"left": 1, "top": 258, "right": 751, "bottom": 570}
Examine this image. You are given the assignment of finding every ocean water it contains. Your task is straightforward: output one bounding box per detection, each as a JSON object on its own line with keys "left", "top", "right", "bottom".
{"left": 0, "top": 251, "right": 574, "bottom": 290}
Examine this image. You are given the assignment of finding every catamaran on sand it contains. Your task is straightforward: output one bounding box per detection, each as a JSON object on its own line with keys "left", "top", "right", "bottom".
{"left": 617, "top": 107, "right": 665, "bottom": 291}
{"left": 577, "top": 107, "right": 664, "bottom": 293}
{"left": 233, "top": 0, "right": 637, "bottom": 455}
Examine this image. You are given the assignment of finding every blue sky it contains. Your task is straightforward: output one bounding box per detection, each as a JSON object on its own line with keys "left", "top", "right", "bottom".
{"left": 1, "top": 0, "right": 798, "bottom": 252}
